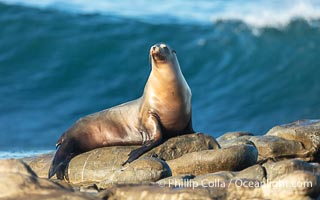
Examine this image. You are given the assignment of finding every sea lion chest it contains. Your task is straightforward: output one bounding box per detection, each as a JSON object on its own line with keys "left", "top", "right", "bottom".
{"left": 140, "top": 72, "right": 192, "bottom": 132}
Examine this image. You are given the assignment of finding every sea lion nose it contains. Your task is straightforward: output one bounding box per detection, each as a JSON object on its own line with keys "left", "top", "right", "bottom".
{"left": 151, "top": 43, "right": 169, "bottom": 53}
{"left": 160, "top": 44, "right": 167, "bottom": 48}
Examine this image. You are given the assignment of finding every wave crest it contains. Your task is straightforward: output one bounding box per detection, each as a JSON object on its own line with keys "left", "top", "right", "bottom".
{"left": 1, "top": 0, "right": 320, "bottom": 28}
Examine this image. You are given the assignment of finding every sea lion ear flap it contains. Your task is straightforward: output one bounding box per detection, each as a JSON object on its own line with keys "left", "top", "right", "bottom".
{"left": 55, "top": 142, "right": 61, "bottom": 149}
{"left": 172, "top": 49, "right": 176, "bottom": 54}
{"left": 55, "top": 133, "right": 66, "bottom": 149}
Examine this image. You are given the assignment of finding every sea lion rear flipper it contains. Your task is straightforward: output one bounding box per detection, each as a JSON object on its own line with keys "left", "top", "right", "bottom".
{"left": 48, "top": 141, "right": 73, "bottom": 179}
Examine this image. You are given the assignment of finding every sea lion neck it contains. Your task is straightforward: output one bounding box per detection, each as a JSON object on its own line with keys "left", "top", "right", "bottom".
{"left": 150, "top": 56, "right": 183, "bottom": 80}
{"left": 143, "top": 56, "right": 190, "bottom": 100}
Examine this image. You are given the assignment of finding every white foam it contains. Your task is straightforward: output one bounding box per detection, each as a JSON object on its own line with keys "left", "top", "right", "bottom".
{"left": 211, "top": 0, "right": 320, "bottom": 28}
{"left": 1, "top": 0, "right": 320, "bottom": 27}
{"left": 0, "top": 150, "right": 52, "bottom": 159}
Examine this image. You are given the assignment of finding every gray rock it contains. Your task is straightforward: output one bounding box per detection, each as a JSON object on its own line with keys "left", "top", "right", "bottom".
{"left": 216, "top": 131, "right": 253, "bottom": 149}
{"left": 0, "top": 159, "right": 97, "bottom": 200}
{"left": 217, "top": 131, "right": 253, "bottom": 143}
{"left": 157, "top": 164, "right": 265, "bottom": 187}
{"left": 218, "top": 136, "right": 253, "bottom": 149}
{"left": 233, "top": 164, "right": 266, "bottom": 182}
{"left": 67, "top": 133, "right": 216, "bottom": 185}
{"left": 101, "top": 181, "right": 262, "bottom": 200}
{"left": 144, "top": 133, "right": 220, "bottom": 160}
{"left": 263, "top": 159, "right": 320, "bottom": 181}
{"left": 261, "top": 171, "right": 320, "bottom": 199}
{"left": 194, "top": 165, "right": 264, "bottom": 184}
{"left": 267, "top": 119, "right": 320, "bottom": 161}
{"left": 249, "top": 135, "right": 307, "bottom": 162}
{"left": 22, "top": 152, "right": 54, "bottom": 178}
{"left": 156, "top": 174, "right": 195, "bottom": 186}
{"left": 101, "top": 184, "right": 215, "bottom": 200}
{"left": 103, "top": 169, "right": 320, "bottom": 200}
{"left": 217, "top": 133, "right": 310, "bottom": 162}
{"left": 167, "top": 144, "right": 258, "bottom": 176}
{"left": 67, "top": 146, "right": 136, "bottom": 185}
{"left": 96, "top": 158, "right": 171, "bottom": 189}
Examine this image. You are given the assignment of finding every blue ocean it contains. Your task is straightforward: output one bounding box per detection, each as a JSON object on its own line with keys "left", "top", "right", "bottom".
{"left": 1, "top": 0, "right": 320, "bottom": 158}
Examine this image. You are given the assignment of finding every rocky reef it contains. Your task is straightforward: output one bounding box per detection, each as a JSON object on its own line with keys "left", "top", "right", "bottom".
{"left": 2, "top": 119, "right": 320, "bottom": 199}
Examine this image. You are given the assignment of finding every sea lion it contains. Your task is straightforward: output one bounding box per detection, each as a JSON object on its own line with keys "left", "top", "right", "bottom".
{"left": 48, "top": 43, "right": 194, "bottom": 179}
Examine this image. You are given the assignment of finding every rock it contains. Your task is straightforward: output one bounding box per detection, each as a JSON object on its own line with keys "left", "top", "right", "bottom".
{"left": 249, "top": 135, "right": 307, "bottom": 162}
{"left": 267, "top": 119, "right": 320, "bottom": 161}
{"left": 167, "top": 144, "right": 258, "bottom": 176}
{"left": 68, "top": 145, "right": 136, "bottom": 184}
{"left": 218, "top": 136, "right": 253, "bottom": 149}
{"left": 263, "top": 159, "right": 320, "bottom": 181}
{"left": 22, "top": 152, "right": 54, "bottom": 178}
{"left": 262, "top": 171, "right": 320, "bottom": 199}
{"left": 223, "top": 180, "right": 262, "bottom": 199}
{"left": 0, "top": 159, "right": 38, "bottom": 178}
{"left": 101, "top": 181, "right": 262, "bottom": 200}
{"left": 157, "top": 164, "right": 265, "bottom": 187}
{"left": 0, "top": 159, "right": 97, "bottom": 200}
{"left": 103, "top": 169, "right": 320, "bottom": 200}
{"left": 96, "top": 158, "right": 171, "bottom": 189}
{"left": 157, "top": 174, "right": 196, "bottom": 186}
{"left": 192, "top": 171, "right": 237, "bottom": 186}
{"left": 232, "top": 164, "right": 266, "bottom": 182}
{"left": 150, "top": 161, "right": 320, "bottom": 200}
{"left": 217, "top": 133, "right": 309, "bottom": 162}
{"left": 216, "top": 131, "right": 253, "bottom": 149}
{"left": 217, "top": 131, "right": 253, "bottom": 143}
{"left": 144, "top": 133, "right": 220, "bottom": 160}
{"left": 101, "top": 184, "right": 215, "bottom": 200}
{"left": 67, "top": 133, "right": 218, "bottom": 185}
{"left": 67, "top": 146, "right": 140, "bottom": 185}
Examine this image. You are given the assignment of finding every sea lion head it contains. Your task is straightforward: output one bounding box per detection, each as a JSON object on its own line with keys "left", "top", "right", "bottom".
{"left": 150, "top": 43, "right": 177, "bottom": 67}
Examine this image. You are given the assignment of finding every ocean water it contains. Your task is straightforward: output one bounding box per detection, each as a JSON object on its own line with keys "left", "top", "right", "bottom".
{"left": 1, "top": 0, "right": 320, "bottom": 158}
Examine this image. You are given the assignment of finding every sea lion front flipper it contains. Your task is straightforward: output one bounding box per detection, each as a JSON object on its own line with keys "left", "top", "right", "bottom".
{"left": 122, "top": 112, "right": 163, "bottom": 166}
{"left": 122, "top": 139, "right": 162, "bottom": 166}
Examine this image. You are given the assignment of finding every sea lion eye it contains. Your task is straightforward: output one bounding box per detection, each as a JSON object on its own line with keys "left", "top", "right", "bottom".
{"left": 172, "top": 50, "right": 176, "bottom": 53}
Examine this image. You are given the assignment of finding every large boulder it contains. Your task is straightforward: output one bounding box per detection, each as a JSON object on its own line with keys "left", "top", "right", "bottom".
{"left": 67, "top": 133, "right": 218, "bottom": 185}
{"left": 72, "top": 157, "right": 171, "bottom": 189}
{"left": 263, "top": 159, "right": 320, "bottom": 181}
{"left": 22, "top": 152, "right": 54, "bottom": 178}
{"left": 100, "top": 184, "right": 215, "bottom": 200}
{"left": 267, "top": 119, "right": 320, "bottom": 161}
{"left": 104, "top": 164, "right": 320, "bottom": 200}
{"left": 22, "top": 133, "right": 218, "bottom": 181}
{"left": 157, "top": 164, "right": 266, "bottom": 186}
{"left": 144, "top": 133, "right": 220, "bottom": 160}
{"left": 167, "top": 144, "right": 258, "bottom": 176}
{"left": 0, "top": 159, "right": 97, "bottom": 200}
{"left": 217, "top": 131, "right": 253, "bottom": 144}
{"left": 249, "top": 135, "right": 306, "bottom": 162}
{"left": 101, "top": 181, "right": 262, "bottom": 200}
{"left": 231, "top": 164, "right": 265, "bottom": 182}
{"left": 261, "top": 171, "right": 320, "bottom": 199}
{"left": 218, "top": 132, "right": 310, "bottom": 162}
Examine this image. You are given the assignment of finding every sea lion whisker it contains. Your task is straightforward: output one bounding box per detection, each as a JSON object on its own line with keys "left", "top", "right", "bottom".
{"left": 149, "top": 54, "right": 152, "bottom": 67}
